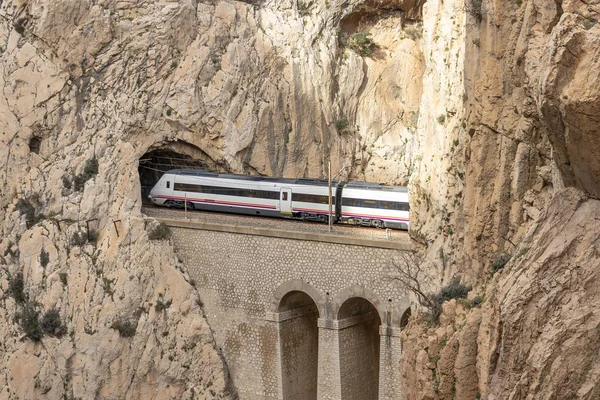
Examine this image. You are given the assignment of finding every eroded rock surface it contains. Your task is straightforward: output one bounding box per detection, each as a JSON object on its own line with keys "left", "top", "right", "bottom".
{"left": 402, "top": 188, "right": 600, "bottom": 400}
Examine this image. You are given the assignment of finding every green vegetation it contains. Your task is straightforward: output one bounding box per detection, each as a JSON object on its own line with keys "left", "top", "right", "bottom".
{"left": 111, "top": 319, "right": 137, "bottom": 338}
{"left": 148, "top": 222, "right": 171, "bottom": 240}
{"left": 428, "top": 277, "right": 471, "bottom": 324}
{"left": 41, "top": 308, "right": 66, "bottom": 337}
{"left": 71, "top": 231, "right": 88, "bottom": 247}
{"left": 403, "top": 25, "right": 423, "bottom": 40}
{"left": 155, "top": 298, "right": 172, "bottom": 313}
{"left": 335, "top": 118, "right": 350, "bottom": 132}
{"left": 490, "top": 253, "right": 511, "bottom": 273}
{"left": 471, "top": 295, "right": 484, "bottom": 307}
{"left": 9, "top": 272, "right": 26, "bottom": 304}
{"left": 347, "top": 32, "right": 378, "bottom": 57}
{"left": 73, "top": 157, "right": 99, "bottom": 191}
{"left": 102, "top": 277, "right": 115, "bottom": 297}
{"left": 18, "top": 304, "right": 43, "bottom": 341}
{"left": 15, "top": 198, "right": 44, "bottom": 227}
{"left": 40, "top": 249, "right": 49, "bottom": 269}
{"left": 437, "top": 114, "right": 446, "bottom": 124}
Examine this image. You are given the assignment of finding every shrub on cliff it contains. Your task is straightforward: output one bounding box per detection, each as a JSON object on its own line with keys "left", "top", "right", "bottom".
{"left": 41, "top": 308, "right": 67, "bottom": 337}
{"left": 16, "top": 198, "right": 35, "bottom": 226}
{"left": 8, "top": 272, "right": 26, "bottom": 304}
{"left": 18, "top": 304, "right": 43, "bottom": 341}
{"left": 111, "top": 319, "right": 137, "bottom": 337}
{"left": 73, "top": 157, "right": 99, "bottom": 191}
{"left": 490, "top": 253, "right": 511, "bottom": 273}
{"left": 428, "top": 277, "right": 471, "bottom": 325}
{"left": 148, "top": 222, "right": 171, "bottom": 240}
{"left": 347, "top": 32, "right": 378, "bottom": 57}
{"left": 40, "top": 249, "right": 49, "bottom": 268}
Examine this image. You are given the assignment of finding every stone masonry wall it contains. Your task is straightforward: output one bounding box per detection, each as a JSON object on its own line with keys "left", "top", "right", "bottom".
{"left": 338, "top": 315, "right": 381, "bottom": 400}
{"left": 279, "top": 309, "right": 319, "bottom": 400}
{"left": 167, "top": 223, "right": 414, "bottom": 399}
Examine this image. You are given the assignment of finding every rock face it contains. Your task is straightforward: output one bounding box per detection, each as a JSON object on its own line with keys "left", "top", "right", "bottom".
{"left": 401, "top": 188, "right": 600, "bottom": 400}
{"left": 400, "top": 0, "right": 600, "bottom": 397}
{"left": 0, "top": 0, "right": 599, "bottom": 398}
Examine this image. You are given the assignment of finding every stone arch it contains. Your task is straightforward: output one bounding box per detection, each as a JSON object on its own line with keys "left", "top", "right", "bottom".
{"left": 396, "top": 295, "right": 413, "bottom": 329}
{"left": 273, "top": 280, "right": 321, "bottom": 400}
{"left": 399, "top": 307, "right": 412, "bottom": 329}
{"left": 332, "top": 285, "right": 385, "bottom": 323}
{"left": 272, "top": 279, "right": 325, "bottom": 318}
{"left": 336, "top": 294, "right": 382, "bottom": 400}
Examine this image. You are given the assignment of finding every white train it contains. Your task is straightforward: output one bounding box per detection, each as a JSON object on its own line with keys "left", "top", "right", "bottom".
{"left": 148, "top": 169, "right": 410, "bottom": 230}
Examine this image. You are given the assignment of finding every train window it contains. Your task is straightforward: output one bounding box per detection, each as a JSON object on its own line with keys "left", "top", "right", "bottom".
{"left": 380, "top": 201, "right": 408, "bottom": 211}
{"left": 173, "top": 182, "right": 279, "bottom": 199}
{"left": 292, "top": 193, "right": 333, "bottom": 204}
{"left": 174, "top": 183, "right": 203, "bottom": 192}
{"left": 381, "top": 201, "right": 394, "bottom": 210}
{"left": 343, "top": 197, "right": 409, "bottom": 211}
{"left": 342, "top": 198, "right": 359, "bottom": 207}
{"left": 282, "top": 192, "right": 288, "bottom": 200}
{"left": 166, "top": 181, "right": 170, "bottom": 189}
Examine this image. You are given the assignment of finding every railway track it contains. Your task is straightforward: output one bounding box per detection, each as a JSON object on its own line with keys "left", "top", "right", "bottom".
{"left": 141, "top": 205, "right": 411, "bottom": 242}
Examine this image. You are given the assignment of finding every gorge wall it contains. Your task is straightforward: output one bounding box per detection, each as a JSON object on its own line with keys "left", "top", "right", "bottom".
{"left": 0, "top": 0, "right": 598, "bottom": 398}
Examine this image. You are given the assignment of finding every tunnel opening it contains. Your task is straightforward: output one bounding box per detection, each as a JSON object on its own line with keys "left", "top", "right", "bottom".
{"left": 338, "top": 297, "right": 381, "bottom": 400}
{"left": 138, "top": 141, "right": 219, "bottom": 204}
{"left": 278, "top": 291, "right": 319, "bottom": 400}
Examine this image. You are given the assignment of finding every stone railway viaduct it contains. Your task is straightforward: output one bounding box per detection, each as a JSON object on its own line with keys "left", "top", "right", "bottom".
{"left": 158, "top": 217, "right": 415, "bottom": 400}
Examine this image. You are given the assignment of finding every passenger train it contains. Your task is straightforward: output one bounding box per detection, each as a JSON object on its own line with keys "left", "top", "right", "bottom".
{"left": 148, "top": 169, "right": 410, "bottom": 230}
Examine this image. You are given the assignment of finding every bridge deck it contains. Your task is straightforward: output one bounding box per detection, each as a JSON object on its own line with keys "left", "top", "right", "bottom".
{"left": 142, "top": 206, "right": 412, "bottom": 250}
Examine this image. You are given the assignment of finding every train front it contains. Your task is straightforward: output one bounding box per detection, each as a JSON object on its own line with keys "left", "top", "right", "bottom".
{"left": 147, "top": 174, "right": 170, "bottom": 206}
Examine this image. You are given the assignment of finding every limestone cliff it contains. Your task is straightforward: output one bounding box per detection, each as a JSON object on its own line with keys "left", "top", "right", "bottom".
{"left": 400, "top": 0, "right": 600, "bottom": 399}
{"left": 401, "top": 189, "right": 600, "bottom": 400}
{"left": 0, "top": 0, "right": 599, "bottom": 398}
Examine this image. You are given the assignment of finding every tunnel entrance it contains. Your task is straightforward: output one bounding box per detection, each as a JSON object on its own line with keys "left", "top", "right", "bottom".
{"left": 138, "top": 141, "right": 217, "bottom": 204}
{"left": 338, "top": 297, "right": 381, "bottom": 400}
{"left": 278, "top": 291, "right": 319, "bottom": 400}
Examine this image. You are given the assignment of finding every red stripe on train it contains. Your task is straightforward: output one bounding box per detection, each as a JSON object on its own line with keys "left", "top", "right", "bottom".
{"left": 154, "top": 195, "right": 277, "bottom": 210}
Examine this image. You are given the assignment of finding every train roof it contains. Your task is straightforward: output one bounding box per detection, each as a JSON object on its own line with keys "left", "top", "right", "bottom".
{"left": 344, "top": 181, "right": 408, "bottom": 192}
{"left": 164, "top": 169, "right": 338, "bottom": 187}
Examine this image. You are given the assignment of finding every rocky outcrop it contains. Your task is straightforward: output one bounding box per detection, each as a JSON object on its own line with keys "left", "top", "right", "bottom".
{"left": 401, "top": 188, "right": 600, "bottom": 400}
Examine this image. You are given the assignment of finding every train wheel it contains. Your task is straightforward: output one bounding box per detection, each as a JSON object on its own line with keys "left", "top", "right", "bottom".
{"left": 186, "top": 201, "right": 194, "bottom": 210}
{"left": 165, "top": 200, "right": 175, "bottom": 208}
{"left": 373, "top": 220, "right": 383, "bottom": 229}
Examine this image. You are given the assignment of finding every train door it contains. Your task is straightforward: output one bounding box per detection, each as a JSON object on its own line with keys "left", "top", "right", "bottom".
{"left": 280, "top": 188, "right": 292, "bottom": 215}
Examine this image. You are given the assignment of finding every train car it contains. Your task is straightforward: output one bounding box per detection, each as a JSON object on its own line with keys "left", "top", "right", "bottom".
{"left": 339, "top": 181, "right": 410, "bottom": 230}
{"left": 290, "top": 178, "right": 342, "bottom": 222}
{"left": 148, "top": 169, "right": 342, "bottom": 222}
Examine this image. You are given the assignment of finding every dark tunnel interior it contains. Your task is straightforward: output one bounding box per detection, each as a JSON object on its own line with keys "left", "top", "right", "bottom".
{"left": 138, "top": 148, "right": 211, "bottom": 204}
